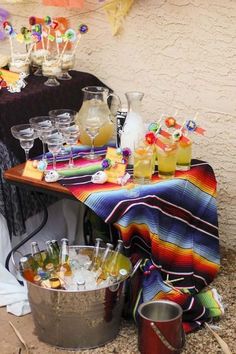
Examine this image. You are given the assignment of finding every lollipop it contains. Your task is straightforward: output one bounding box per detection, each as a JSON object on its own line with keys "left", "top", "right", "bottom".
{"left": 3, "top": 21, "right": 15, "bottom": 60}
{"left": 59, "top": 29, "right": 77, "bottom": 62}
{"left": 72, "top": 24, "right": 89, "bottom": 56}
{"left": 44, "top": 16, "right": 52, "bottom": 50}
{"left": 29, "top": 16, "right": 36, "bottom": 26}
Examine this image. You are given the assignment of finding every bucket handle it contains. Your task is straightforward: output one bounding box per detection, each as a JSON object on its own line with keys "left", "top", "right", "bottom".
{"left": 150, "top": 322, "right": 185, "bottom": 352}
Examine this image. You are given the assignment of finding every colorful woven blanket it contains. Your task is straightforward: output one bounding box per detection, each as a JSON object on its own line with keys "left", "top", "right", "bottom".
{"left": 47, "top": 147, "right": 221, "bottom": 332}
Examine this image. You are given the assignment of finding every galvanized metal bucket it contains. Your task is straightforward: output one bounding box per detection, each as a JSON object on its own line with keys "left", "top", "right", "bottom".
{"left": 26, "top": 246, "right": 133, "bottom": 349}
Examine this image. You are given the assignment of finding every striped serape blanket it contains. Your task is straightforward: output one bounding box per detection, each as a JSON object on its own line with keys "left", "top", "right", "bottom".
{"left": 47, "top": 147, "right": 221, "bottom": 332}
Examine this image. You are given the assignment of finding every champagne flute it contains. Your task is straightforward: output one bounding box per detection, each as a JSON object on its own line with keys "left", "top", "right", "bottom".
{"left": 11, "top": 124, "right": 36, "bottom": 161}
{"left": 63, "top": 124, "right": 80, "bottom": 168}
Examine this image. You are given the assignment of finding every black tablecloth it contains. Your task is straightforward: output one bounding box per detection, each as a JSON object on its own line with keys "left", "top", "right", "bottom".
{"left": 0, "top": 70, "right": 109, "bottom": 236}
{"left": 0, "top": 70, "right": 108, "bottom": 162}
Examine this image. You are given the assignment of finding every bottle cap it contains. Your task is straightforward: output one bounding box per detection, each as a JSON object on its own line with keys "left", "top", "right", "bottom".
{"left": 119, "top": 269, "right": 128, "bottom": 276}
{"left": 20, "top": 256, "right": 28, "bottom": 263}
{"left": 76, "top": 279, "right": 85, "bottom": 286}
{"left": 45, "top": 263, "right": 54, "bottom": 271}
{"left": 33, "top": 275, "right": 42, "bottom": 283}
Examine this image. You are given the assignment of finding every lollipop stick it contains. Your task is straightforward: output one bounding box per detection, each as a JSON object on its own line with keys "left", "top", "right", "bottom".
{"left": 9, "top": 36, "right": 15, "bottom": 62}
{"left": 72, "top": 33, "right": 81, "bottom": 56}
{"left": 46, "top": 27, "right": 50, "bottom": 51}
{"left": 24, "top": 43, "right": 34, "bottom": 64}
{"left": 58, "top": 40, "right": 68, "bottom": 62}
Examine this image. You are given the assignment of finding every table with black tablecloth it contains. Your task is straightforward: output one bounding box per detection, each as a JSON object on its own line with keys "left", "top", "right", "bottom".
{"left": 0, "top": 71, "right": 109, "bottom": 236}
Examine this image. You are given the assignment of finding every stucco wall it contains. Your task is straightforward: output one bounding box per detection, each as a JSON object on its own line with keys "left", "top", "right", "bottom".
{"left": 1, "top": 0, "right": 235, "bottom": 247}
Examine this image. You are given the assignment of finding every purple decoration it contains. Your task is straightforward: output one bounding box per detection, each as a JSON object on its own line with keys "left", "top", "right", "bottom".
{"left": 0, "top": 8, "right": 9, "bottom": 41}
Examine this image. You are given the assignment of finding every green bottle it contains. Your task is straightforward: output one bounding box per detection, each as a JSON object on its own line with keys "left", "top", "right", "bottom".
{"left": 31, "top": 241, "right": 44, "bottom": 268}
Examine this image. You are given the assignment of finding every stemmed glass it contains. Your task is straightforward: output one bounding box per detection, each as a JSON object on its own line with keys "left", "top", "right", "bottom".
{"left": 42, "top": 54, "right": 62, "bottom": 87}
{"left": 46, "top": 131, "right": 64, "bottom": 170}
{"left": 63, "top": 124, "right": 80, "bottom": 168}
{"left": 85, "top": 118, "right": 101, "bottom": 160}
{"left": 49, "top": 109, "right": 77, "bottom": 155}
{"left": 57, "top": 51, "right": 75, "bottom": 80}
{"left": 11, "top": 124, "right": 36, "bottom": 161}
{"left": 29, "top": 116, "right": 55, "bottom": 163}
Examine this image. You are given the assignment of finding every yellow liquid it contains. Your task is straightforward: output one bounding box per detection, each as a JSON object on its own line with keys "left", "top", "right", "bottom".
{"left": 134, "top": 148, "right": 153, "bottom": 182}
{"left": 75, "top": 99, "right": 114, "bottom": 146}
{"left": 79, "top": 122, "right": 114, "bottom": 146}
{"left": 157, "top": 146, "right": 178, "bottom": 178}
{"left": 177, "top": 141, "right": 192, "bottom": 168}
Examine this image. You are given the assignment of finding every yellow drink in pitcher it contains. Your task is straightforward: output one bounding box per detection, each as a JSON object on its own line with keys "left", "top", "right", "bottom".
{"left": 75, "top": 99, "right": 115, "bottom": 147}
{"left": 79, "top": 122, "right": 114, "bottom": 146}
{"left": 177, "top": 139, "right": 192, "bottom": 171}
{"left": 157, "top": 142, "right": 178, "bottom": 179}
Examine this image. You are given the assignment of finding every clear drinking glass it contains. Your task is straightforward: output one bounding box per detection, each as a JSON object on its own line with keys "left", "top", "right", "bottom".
{"left": 49, "top": 109, "right": 77, "bottom": 155}
{"left": 58, "top": 51, "right": 75, "bottom": 80}
{"left": 176, "top": 138, "right": 192, "bottom": 171}
{"left": 63, "top": 124, "right": 80, "bottom": 168}
{"left": 30, "top": 49, "right": 50, "bottom": 76}
{"left": 42, "top": 55, "right": 61, "bottom": 87}
{"left": 85, "top": 119, "right": 101, "bottom": 160}
{"left": 29, "top": 116, "right": 55, "bottom": 162}
{"left": 9, "top": 53, "right": 30, "bottom": 76}
{"left": 11, "top": 124, "right": 36, "bottom": 161}
{"left": 46, "top": 132, "right": 64, "bottom": 170}
{"left": 157, "top": 140, "right": 178, "bottom": 179}
{"left": 133, "top": 142, "right": 153, "bottom": 184}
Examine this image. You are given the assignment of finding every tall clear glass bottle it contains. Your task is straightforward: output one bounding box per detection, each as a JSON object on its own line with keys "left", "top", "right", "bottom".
{"left": 109, "top": 240, "right": 124, "bottom": 280}
{"left": 31, "top": 241, "right": 44, "bottom": 268}
{"left": 59, "top": 238, "right": 72, "bottom": 276}
{"left": 120, "top": 92, "right": 145, "bottom": 164}
{"left": 96, "top": 243, "right": 114, "bottom": 283}
{"left": 90, "top": 237, "right": 103, "bottom": 271}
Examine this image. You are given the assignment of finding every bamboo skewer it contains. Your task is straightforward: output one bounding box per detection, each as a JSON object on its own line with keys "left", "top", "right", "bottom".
{"left": 205, "top": 323, "right": 232, "bottom": 354}
{"left": 9, "top": 321, "right": 30, "bottom": 354}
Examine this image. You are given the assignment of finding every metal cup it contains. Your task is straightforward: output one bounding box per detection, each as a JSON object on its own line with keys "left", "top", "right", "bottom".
{"left": 138, "top": 300, "right": 185, "bottom": 354}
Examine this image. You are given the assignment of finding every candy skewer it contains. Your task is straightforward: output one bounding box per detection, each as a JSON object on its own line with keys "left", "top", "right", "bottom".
{"left": 71, "top": 33, "right": 81, "bottom": 56}
{"left": 24, "top": 42, "right": 35, "bottom": 64}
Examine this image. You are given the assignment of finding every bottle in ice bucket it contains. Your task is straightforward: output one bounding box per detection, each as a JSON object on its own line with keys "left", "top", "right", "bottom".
{"left": 33, "top": 274, "right": 43, "bottom": 286}
{"left": 20, "top": 256, "right": 35, "bottom": 282}
{"left": 49, "top": 277, "right": 64, "bottom": 290}
{"left": 52, "top": 240, "right": 60, "bottom": 257}
{"left": 96, "top": 243, "right": 114, "bottom": 284}
{"left": 90, "top": 237, "right": 103, "bottom": 271}
{"left": 31, "top": 241, "right": 44, "bottom": 268}
{"left": 45, "top": 240, "right": 59, "bottom": 266}
{"left": 58, "top": 238, "right": 72, "bottom": 276}
{"left": 108, "top": 240, "right": 125, "bottom": 281}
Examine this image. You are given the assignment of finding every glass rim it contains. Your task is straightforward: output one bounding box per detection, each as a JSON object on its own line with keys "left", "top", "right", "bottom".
{"left": 82, "top": 86, "right": 109, "bottom": 94}
{"left": 48, "top": 109, "right": 77, "bottom": 117}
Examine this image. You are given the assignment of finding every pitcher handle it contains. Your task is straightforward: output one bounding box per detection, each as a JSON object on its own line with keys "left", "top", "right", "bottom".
{"left": 150, "top": 322, "right": 185, "bottom": 352}
{"left": 107, "top": 93, "right": 122, "bottom": 117}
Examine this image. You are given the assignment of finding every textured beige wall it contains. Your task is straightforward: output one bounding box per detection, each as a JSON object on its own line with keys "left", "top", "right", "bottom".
{"left": 1, "top": 0, "right": 236, "bottom": 246}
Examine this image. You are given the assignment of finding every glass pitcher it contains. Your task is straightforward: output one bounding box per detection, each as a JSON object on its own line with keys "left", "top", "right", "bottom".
{"left": 75, "top": 86, "right": 121, "bottom": 147}
{"left": 120, "top": 91, "right": 145, "bottom": 164}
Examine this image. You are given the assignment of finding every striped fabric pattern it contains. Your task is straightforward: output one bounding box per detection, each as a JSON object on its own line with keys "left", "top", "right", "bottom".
{"left": 52, "top": 149, "right": 220, "bottom": 331}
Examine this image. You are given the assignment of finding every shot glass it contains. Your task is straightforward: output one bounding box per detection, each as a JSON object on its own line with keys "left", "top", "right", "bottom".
{"left": 157, "top": 141, "right": 178, "bottom": 179}
{"left": 176, "top": 138, "right": 192, "bottom": 171}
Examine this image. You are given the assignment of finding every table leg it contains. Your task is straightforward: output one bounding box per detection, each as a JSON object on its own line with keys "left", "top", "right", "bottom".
{"left": 5, "top": 192, "right": 48, "bottom": 272}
